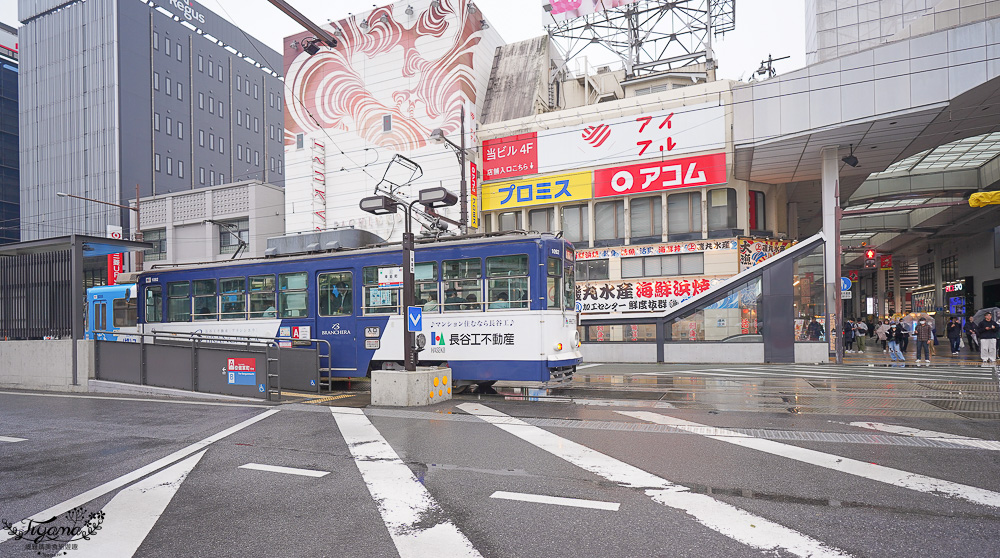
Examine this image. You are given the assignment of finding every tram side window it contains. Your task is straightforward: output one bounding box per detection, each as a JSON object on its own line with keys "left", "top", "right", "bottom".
{"left": 249, "top": 275, "right": 277, "bottom": 318}
{"left": 414, "top": 263, "right": 439, "bottom": 313}
{"left": 167, "top": 281, "right": 191, "bottom": 322}
{"left": 486, "top": 255, "right": 528, "bottom": 310}
{"left": 547, "top": 257, "right": 562, "bottom": 309}
{"left": 145, "top": 286, "right": 162, "bottom": 323}
{"left": 279, "top": 272, "right": 309, "bottom": 318}
{"left": 113, "top": 298, "right": 137, "bottom": 327}
{"left": 220, "top": 278, "right": 246, "bottom": 320}
{"left": 362, "top": 266, "right": 401, "bottom": 315}
{"left": 94, "top": 302, "right": 107, "bottom": 331}
{"left": 318, "top": 271, "right": 353, "bottom": 316}
{"left": 443, "top": 258, "right": 482, "bottom": 311}
{"left": 192, "top": 279, "right": 218, "bottom": 321}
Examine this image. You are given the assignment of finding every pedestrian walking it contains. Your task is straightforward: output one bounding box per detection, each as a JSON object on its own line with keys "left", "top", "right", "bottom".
{"left": 914, "top": 317, "right": 933, "bottom": 364}
{"left": 946, "top": 317, "right": 962, "bottom": 355}
{"left": 807, "top": 317, "right": 824, "bottom": 341}
{"left": 965, "top": 319, "right": 980, "bottom": 353}
{"left": 899, "top": 319, "right": 910, "bottom": 353}
{"left": 876, "top": 321, "right": 889, "bottom": 352}
{"left": 855, "top": 320, "right": 868, "bottom": 352}
{"left": 843, "top": 320, "right": 855, "bottom": 353}
{"left": 977, "top": 313, "right": 998, "bottom": 363}
{"left": 887, "top": 322, "right": 906, "bottom": 362}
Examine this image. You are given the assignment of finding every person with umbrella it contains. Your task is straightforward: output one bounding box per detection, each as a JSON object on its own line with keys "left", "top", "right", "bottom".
{"left": 976, "top": 311, "right": 998, "bottom": 363}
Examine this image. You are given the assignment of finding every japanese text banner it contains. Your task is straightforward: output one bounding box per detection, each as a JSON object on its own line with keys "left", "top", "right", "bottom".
{"left": 594, "top": 152, "right": 727, "bottom": 197}
{"left": 481, "top": 170, "right": 592, "bottom": 211}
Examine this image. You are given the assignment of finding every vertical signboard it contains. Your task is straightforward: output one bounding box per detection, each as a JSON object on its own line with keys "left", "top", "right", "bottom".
{"left": 469, "top": 161, "right": 479, "bottom": 229}
{"left": 106, "top": 225, "right": 123, "bottom": 285}
{"left": 879, "top": 254, "right": 893, "bottom": 270}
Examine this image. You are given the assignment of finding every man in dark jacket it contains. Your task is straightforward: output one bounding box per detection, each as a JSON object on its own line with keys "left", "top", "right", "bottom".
{"left": 807, "top": 317, "right": 824, "bottom": 341}
{"left": 946, "top": 317, "right": 963, "bottom": 355}
{"left": 977, "top": 313, "right": 998, "bottom": 363}
{"left": 914, "top": 318, "right": 933, "bottom": 363}
{"left": 965, "top": 319, "right": 980, "bottom": 352}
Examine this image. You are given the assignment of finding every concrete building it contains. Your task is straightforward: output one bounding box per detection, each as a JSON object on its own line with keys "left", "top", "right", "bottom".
{"left": 0, "top": 22, "right": 16, "bottom": 245}
{"left": 132, "top": 180, "right": 284, "bottom": 266}
{"left": 281, "top": 0, "right": 504, "bottom": 240}
{"left": 18, "top": 0, "right": 284, "bottom": 242}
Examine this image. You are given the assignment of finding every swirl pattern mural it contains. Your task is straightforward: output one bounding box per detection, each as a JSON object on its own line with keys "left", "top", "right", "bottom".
{"left": 283, "top": 0, "right": 482, "bottom": 153}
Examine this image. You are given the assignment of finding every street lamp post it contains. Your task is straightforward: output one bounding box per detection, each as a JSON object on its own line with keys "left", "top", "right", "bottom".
{"left": 428, "top": 107, "right": 469, "bottom": 234}
{"left": 361, "top": 187, "right": 458, "bottom": 371}
{"left": 57, "top": 184, "right": 144, "bottom": 271}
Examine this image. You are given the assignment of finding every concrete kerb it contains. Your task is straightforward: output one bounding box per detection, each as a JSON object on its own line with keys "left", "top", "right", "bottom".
{"left": 371, "top": 366, "right": 453, "bottom": 406}
{"left": 88, "top": 380, "right": 267, "bottom": 402}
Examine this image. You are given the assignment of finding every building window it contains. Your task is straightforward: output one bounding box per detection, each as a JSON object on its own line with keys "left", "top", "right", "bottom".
{"left": 254, "top": 83, "right": 258, "bottom": 99}
{"left": 749, "top": 190, "right": 766, "bottom": 231}
{"left": 165, "top": 117, "right": 172, "bottom": 135}
{"left": 254, "top": 117, "right": 259, "bottom": 133}
{"left": 154, "top": 154, "right": 161, "bottom": 172}
{"left": 383, "top": 115, "right": 392, "bottom": 132}
{"left": 561, "top": 204, "right": 589, "bottom": 244}
{"left": 198, "top": 92, "right": 204, "bottom": 109}
{"left": 622, "top": 253, "right": 704, "bottom": 278}
{"left": 209, "top": 134, "right": 215, "bottom": 151}
{"left": 237, "top": 144, "right": 243, "bottom": 160}
{"left": 278, "top": 159, "right": 283, "bottom": 174}
{"left": 269, "top": 124, "right": 274, "bottom": 140}
{"left": 165, "top": 77, "right": 172, "bottom": 95}
{"left": 295, "top": 133, "right": 304, "bottom": 150}
{"left": 176, "top": 82, "right": 183, "bottom": 100}
{"left": 217, "top": 68, "right": 223, "bottom": 82}
{"left": 210, "top": 170, "right": 215, "bottom": 186}
{"left": 254, "top": 151, "right": 259, "bottom": 166}
{"left": 528, "top": 207, "right": 553, "bottom": 232}
{"left": 941, "top": 255, "right": 958, "bottom": 282}
{"left": 277, "top": 96, "right": 282, "bottom": 110}
{"left": 199, "top": 167, "right": 205, "bottom": 184}
{"left": 153, "top": 113, "right": 160, "bottom": 131}
{"left": 574, "top": 259, "right": 609, "bottom": 281}
{"left": 708, "top": 188, "right": 738, "bottom": 237}
{"left": 178, "top": 160, "right": 184, "bottom": 178}
{"left": 219, "top": 218, "right": 250, "bottom": 254}
{"left": 236, "top": 75, "right": 241, "bottom": 91}
{"left": 208, "top": 60, "right": 213, "bottom": 77}
{"left": 218, "top": 101, "right": 224, "bottom": 117}
{"left": 176, "top": 43, "right": 182, "bottom": 62}
{"left": 269, "top": 92, "right": 274, "bottom": 107}
{"left": 199, "top": 130, "right": 204, "bottom": 147}
{"left": 245, "top": 115, "right": 250, "bottom": 130}
{"left": 236, "top": 110, "right": 242, "bottom": 125}
{"left": 166, "top": 157, "right": 173, "bottom": 175}
{"left": 219, "top": 174, "right": 225, "bottom": 183}
{"left": 144, "top": 229, "right": 166, "bottom": 262}
{"left": 667, "top": 191, "right": 702, "bottom": 240}
{"left": 594, "top": 200, "right": 625, "bottom": 245}
{"left": 165, "top": 37, "right": 171, "bottom": 55}
{"left": 153, "top": 72, "right": 159, "bottom": 90}
{"left": 919, "top": 263, "right": 934, "bottom": 286}
{"left": 153, "top": 32, "right": 159, "bottom": 50}
{"left": 629, "top": 195, "right": 662, "bottom": 241}
{"left": 219, "top": 138, "right": 225, "bottom": 154}
{"left": 269, "top": 157, "right": 275, "bottom": 171}
{"left": 498, "top": 211, "right": 522, "bottom": 231}
{"left": 198, "top": 55, "right": 203, "bottom": 72}
{"left": 209, "top": 97, "right": 214, "bottom": 114}
{"left": 177, "top": 122, "right": 183, "bottom": 139}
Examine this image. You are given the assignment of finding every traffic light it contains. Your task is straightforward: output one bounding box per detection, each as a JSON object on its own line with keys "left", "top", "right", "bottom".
{"left": 864, "top": 249, "right": 877, "bottom": 269}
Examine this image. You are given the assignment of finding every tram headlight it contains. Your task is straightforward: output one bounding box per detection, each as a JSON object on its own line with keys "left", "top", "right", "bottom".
{"left": 573, "top": 330, "right": 581, "bottom": 348}
{"left": 554, "top": 342, "right": 563, "bottom": 352}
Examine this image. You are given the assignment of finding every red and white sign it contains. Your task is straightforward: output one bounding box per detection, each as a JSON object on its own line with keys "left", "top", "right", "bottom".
{"left": 227, "top": 358, "right": 256, "bottom": 372}
{"left": 107, "top": 253, "right": 124, "bottom": 285}
{"left": 482, "top": 102, "right": 726, "bottom": 182}
{"left": 593, "top": 153, "right": 727, "bottom": 197}
{"left": 848, "top": 270, "right": 859, "bottom": 283}
{"left": 483, "top": 133, "right": 537, "bottom": 181}
{"left": 880, "top": 254, "right": 893, "bottom": 270}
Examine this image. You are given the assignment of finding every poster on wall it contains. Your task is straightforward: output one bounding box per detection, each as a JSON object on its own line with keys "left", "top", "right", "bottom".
{"left": 737, "top": 237, "right": 795, "bottom": 271}
{"left": 575, "top": 277, "right": 724, "bottom": 313}
{"left": 576, "top": 240, "right": 737, "bottom": 261}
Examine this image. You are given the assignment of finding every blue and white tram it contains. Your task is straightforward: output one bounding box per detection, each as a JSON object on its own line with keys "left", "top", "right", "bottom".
{"left": 135, "top": 233, "right": 582, "bottom": 385}
{"left": 85, "top": 284, "right": 139, "bottom": 341}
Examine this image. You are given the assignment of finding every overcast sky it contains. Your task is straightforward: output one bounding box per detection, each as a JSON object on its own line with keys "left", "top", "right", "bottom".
{"left": 1, "top": 0, "right": 806, "bottom": 80}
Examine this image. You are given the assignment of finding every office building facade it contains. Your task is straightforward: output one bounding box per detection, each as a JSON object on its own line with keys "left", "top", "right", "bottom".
{"left": 18, "top": 0, "right": 284, "bottom": 241}
{"left": 0, "top": 22, "right": 16, "bottom": 245}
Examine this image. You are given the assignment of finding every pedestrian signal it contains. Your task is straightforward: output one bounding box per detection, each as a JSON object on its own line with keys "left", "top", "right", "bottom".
{"left": 864, "top": 249, "right": 877, "bottom": 269}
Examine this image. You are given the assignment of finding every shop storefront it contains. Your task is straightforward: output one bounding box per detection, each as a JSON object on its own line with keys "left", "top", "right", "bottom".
{"left": 943, "top": 277, "right": 974, "bottom": 319}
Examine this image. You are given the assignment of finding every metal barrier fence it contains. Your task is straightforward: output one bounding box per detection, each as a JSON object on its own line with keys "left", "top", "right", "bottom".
{"left": 94, "top": 330, "right": 329, "bottom": 401}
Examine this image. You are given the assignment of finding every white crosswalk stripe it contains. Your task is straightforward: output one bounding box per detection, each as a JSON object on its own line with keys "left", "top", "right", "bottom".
{"left": 612, "top": 364, "right": 996, "bottom": 382}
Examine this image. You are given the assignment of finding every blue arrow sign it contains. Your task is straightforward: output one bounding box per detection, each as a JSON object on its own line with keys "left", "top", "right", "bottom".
{"left": 407, "top": 306, "right": 422, "bottom": 332}
{"left": 840, "top": 277, "right": 852, "bottom": 291}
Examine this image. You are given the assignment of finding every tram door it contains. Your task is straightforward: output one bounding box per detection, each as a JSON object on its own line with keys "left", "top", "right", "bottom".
{"left": 316, "top": 270, "right": 358, "bottom": 374}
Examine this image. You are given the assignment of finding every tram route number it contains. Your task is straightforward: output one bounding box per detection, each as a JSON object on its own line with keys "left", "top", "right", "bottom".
{"left": 365, "top": 326, "right": 381, "bottom": 338}
{"left": 365, "top": 339, "right": 380, "bottom": 350}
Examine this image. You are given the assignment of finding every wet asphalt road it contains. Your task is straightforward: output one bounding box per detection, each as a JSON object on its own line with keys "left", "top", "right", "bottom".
{"left": 1, "top": 368, "right": 999, "bottom": 558}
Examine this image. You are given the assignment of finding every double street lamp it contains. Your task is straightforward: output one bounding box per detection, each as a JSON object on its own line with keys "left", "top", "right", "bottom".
{"left": 360, "top": 186, "right": 458, "bottom": 371}
{"left": 428, "top": 105, "right": 469, "bottom": 233}
{"left": 57, "top": 187, "right": 144, "bottom": 272}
